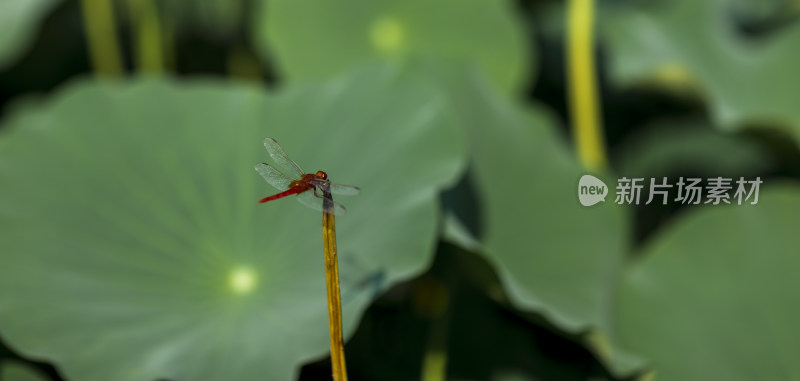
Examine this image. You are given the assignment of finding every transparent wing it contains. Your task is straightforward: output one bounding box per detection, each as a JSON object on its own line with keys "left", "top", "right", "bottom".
{"left": 264, "top": 138, "right": 304, "bottom": 179}
{"left": 254, "top": 163, "right": 293, "bottom": 191}
{"left": 328, "top": 183, "right": 361, "bottom": 196}
{"left": 295, "top": 191, "right": 347, "bottom": 216}
{"left": 309, "top": 179, "right": 360, "bottom": 196}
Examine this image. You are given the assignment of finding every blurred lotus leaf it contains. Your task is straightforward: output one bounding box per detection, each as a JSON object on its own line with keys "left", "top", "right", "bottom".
{"left": 423, "top": 64, "right": 628, "bottom": 332}
{"left": 0, "top": 66, "right": 465, "bottom": 381}
{"left": 0, "top": 0, "right": 61, "bottom": 69}
{"left": 256, "top": 0, "right": 532, "bottom": 94}
{"left": 612, "top": 183, "right": 800, "bottom": 380}
{"left": 726, "top": 0, "right": 796, "bottom": 26}
{"left": 0, "top": 361, "right": 47, "bottom": 381}
{"left": 615, "top": 122, "right": 774, "bottom": 178}
{"left": 599, "top": 0, "right": 800, "bottom": 143}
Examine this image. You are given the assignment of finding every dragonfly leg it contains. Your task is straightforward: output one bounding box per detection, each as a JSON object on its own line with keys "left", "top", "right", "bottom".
{"left": 313, "top": 186, "right": 330, "bottom": 198}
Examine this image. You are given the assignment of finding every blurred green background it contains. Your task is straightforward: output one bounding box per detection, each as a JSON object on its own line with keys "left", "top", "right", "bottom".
{"left": 1, "top": 0, "right": 799, "bottom": 380}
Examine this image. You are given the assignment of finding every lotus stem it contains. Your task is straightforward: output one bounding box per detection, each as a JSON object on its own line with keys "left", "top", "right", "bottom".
{"left": 124, "top": 0, "right": 166, "bottom": 73}
{"left": 322, "top": 191, "right": 348, "bottom": 381}
{"left": 567, "top": 0, "right": 608, "bottom": 171}
{"left": 79, "top": 0, "right": 124, "bottom": 77}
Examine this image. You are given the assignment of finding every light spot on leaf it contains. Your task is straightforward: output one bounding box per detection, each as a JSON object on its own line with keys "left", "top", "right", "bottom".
{"left": 229, "top": 267, "right": 257, "bottom": 294}
{"left": 370, "top": 17, "right": 405, "bottom": 56}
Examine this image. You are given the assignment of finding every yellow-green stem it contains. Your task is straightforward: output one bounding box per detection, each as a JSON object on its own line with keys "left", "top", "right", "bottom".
{"left": 79, "top": 0, "right": 124, "bottom": 77}
{"left": 421, "top": 313, "right": 449, "bottom": 381}
{"left": 161, "top": 18, "right": 176, "bottom": 70}
{"left": 567, "top": 0, "right": 608, "bottom": 171}
{"left": 417, "top": 276, "right": 450, "bottom": 381}
{"left": 125, "top": 0, "right": 165, "bottom": 73}
{"left": 322, "top": 201, "right": 348, "bottom": 381}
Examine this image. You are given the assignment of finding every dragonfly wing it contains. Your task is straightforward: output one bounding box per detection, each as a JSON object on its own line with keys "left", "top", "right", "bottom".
{"left": 295, "top": 191, "right": 347, "bottom": 216}
{"left": 264, "top": 138, "right": 304, "bottom": 179}
{"left": 309, "top": 179, "right": 361, "bottom": 196}
{"left": 328, "top": 183, "right": 361, "bottom": 196}
{"left": 254, "top": 163, "right": 293, "bottom": 191}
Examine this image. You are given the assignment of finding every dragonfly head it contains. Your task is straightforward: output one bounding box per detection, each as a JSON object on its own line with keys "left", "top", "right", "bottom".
{"left": 315, "top": 171, "right": 328, "bottom": 180}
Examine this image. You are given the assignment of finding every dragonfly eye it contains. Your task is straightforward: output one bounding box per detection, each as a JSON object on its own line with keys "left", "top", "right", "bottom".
{"left": 316, "top": 171, "right": 328, "bottom": 180}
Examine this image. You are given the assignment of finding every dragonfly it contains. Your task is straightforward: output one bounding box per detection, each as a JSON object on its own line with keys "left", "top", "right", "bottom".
{"left": 255, "top": 138, "right": 360, "bottom": 215}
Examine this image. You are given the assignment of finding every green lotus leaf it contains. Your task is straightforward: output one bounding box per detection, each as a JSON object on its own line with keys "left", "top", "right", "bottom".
{"left": 0, "top": 0, "right": 61, "bottom": 69}
{"left": 599, "top": 0, "right": 800, "bottom": 143}
{"left": 0, "top": 66, "right": 465, "bottom": 380}
{"left": 441, "top": 248, "right": 620, "bottom": 381}
{"left": 612, "top": 183, "right": 800, "bottom": 381}
{"left": 422, "top": 63, "right": 628, "bottom": 332}
{"left": 726, "top": 0, "right": 794, "bottom": 24}
{"left": 0, "top": 361, "right": 47, "bottom": 381}
{"left": 469, "top": 94, "right": 627, "bottom": 332}
{"left": 615, "top": 122, "right": 774, "bottom": 178}
{"left": 256, "top": 0, "right": 532, "bottom": 94}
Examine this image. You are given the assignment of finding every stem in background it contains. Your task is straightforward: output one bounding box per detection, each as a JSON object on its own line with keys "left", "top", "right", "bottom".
{"left": 161, "top": 18, "right": 176, "bottom": 71}
{"left": 420, "top": 278, "right": 450, "bottom": 381}
{"left": 322, "top": 191, "right": 348, "bottom": 381}
{"left": 79, "top": 0, "right": 124, "bottom": 77}
{"left": 124, "top": 0, "right": 166, "bottom": 73}
{"left": 567, "top": 0, "right": 608, "bottom": 171}
{"left": 421, "top": 344, "right": 447, "bottom": 381}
